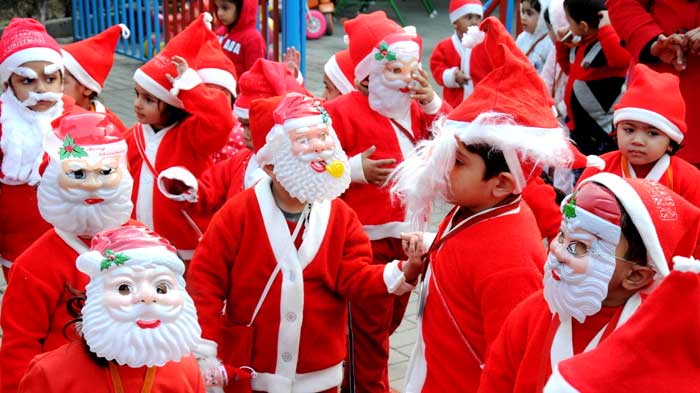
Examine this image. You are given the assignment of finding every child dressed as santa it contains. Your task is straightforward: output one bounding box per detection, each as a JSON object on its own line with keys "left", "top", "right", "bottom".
{"left": 17, "top": 225, "right": 207, "bottom": 393}
{"left": 187, "top": 93, "right": 425, "bottom": 393}
{"left": 0, "top": 18, "right": 82, "bottom": 277}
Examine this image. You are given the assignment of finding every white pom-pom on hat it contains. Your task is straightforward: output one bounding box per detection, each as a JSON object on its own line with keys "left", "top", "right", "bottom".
{"left": 673, "top": 256, "right": 700, "bottom": 274}
{"left": 118, "top": 24, "right": 131, "bottom": 39}
{"left": 462, "top": 25, "right": 485, "bottom": 48}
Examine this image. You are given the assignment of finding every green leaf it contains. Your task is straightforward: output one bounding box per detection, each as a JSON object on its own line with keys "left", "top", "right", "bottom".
{"left": 563, "top": 192, "right": 577, "bottom": 219}
{"left": 72, "top": 145, "right": 88, "bottom": 158}
{"left": 386, "top": 51, "right": 397, "bottom": 62}
{"left": 100, "top": 260, "right": 112, "bottom": 271}
{"left": 63, "top": 134, "right": 75, "bottom": 148}
{"left": 59, "top": 148, "right": 69, "bottom": 160}
{"left": 379, "top": 41, "right": 388, "bottom": 51}
{"left": 375, "top": 52, "right": 383, "bottom": 61}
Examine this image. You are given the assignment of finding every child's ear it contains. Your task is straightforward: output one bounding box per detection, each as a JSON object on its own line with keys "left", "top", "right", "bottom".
{"left": 491, "top": 172, "right": 516, "bottom": 199}
{"left": 621, "top": 265, "right": 655, "bottom": 292}
{"left": 580, "top": 21, "right": 589, "bottom": 34}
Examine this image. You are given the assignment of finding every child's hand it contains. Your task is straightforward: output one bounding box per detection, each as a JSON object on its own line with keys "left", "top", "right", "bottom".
{"left": 360, "top": 145, "right": 396, "bottom": 186}
{"left": 401, "top": 231, "right": 425, "bottom": 283}
{"left": 455, "top": 70, "right": 470, "bottom": 86}
{"left": 284, "top": 47, "right": 301, "bottom": 78}
{"left": 166, "top": 55, "right": 190, "bottom": 83}
{"left": 597, "top": 10, "right": 610, "bottom": 28}
{"left": 685, "top": 27, "right": 700, "bottom": 55}
{"left": 651, "top": 34, "right": 687, "bottom": 71}
{"left": 409, "top": 68, "right": 436, "bottom": 105}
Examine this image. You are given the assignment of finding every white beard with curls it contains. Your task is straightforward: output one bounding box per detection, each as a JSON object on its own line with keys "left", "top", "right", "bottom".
{"left": 37, "top": 160, "right": 134, "bottom": 236}
{"left": 368, "top": 63, "right": 413, "bottom": 121}
{"left": 270, "top": 133, "right": 351, "bottom": 204}
{"left": 542, "top": 241, "right": 617, "bottom": 323}
{"left": 0, "top": 88, "right": 63, "bottom": 185}
{"left": 80, "top": 272, "right": 202, "bottom": 367}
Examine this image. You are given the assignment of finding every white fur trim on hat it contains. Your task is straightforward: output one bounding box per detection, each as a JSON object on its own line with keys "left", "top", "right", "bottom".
{"left": 283, "top": 115, "right": 328, "bottom": 131}
{"left": 587, "top": 155, "right": 605, "bottom": 169}
{"left": 198, "top": 68, "right": 237, "bottom": 97}
{"left": 579, "top": 172, "right": 669, "bottom": 278}
{"left": 76, "top": 246, "right": 185, "bottom": 278}
{"left": 462, "top": 25, "right": 485, "bottom": 48}
{"left": 61, "top": 48, "right": 102, "bottom": 93}
{"left": 43, "top": 129, "right": 128, "bottom": 164}
{"left": 614, "top": 107, "right": 683, "bottom": 144}
{"left": 133, "top": 68, "right": 184, "bottom": 109}
{"left": 0, "top": 47, "right": 63, "bottom": 82}
{"left": 233, "top": 104, "right": 249, "bottom": 119}
{"left": 354, "top": 40, "right": 420, "bottom": 82}
{"left": 324, "top": 55, "right": 355, "bottom": 95}
{"left": 450, "top": 4, "right": 484, "bottom": 22}
{"left": 672, "top": 256, "right": 700, "bottom": 274}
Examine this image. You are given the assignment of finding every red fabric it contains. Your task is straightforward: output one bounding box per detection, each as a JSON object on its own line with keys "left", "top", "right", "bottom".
{"left": 212, "top": 121, "right": 245, "bottom": 164}
{"left": 49, "top": 110, "right": 122, "bottom": 146}
{"left": 197, "top": 35, "right": 238, "bottom": 80}
{"left": 62, "top": 24, "right": 126, "bottom": 88}
{"left": 214, "top": 0, "right": 265, "bottom": 79}
{"left": 0, "top": 18, "right": 60, "bottom": 64}
{"left": 468, "top": 17, "right": 526, "bottom": 87}
{"left": 100, "top": 104, "right": 128, "bottom": 133}
{"left": 193, "top": 148, "right": 253, "bottom": 217}
{"left": 250, "top": 95, "right": 282, "bottom": 153}
{"left": 234, "top": 59, "right": 309, "bottom": 112}
{"left": 477, "top": 291, "right": 620, "bottom": 393}
{"left": 606, "top": 0, "right": 700, "bottom": 164}
{"left": 324, "top": 91, "right": 450, "bottom": 226}
{"left": 187, "top": 188, "right": 386, "bottom": 382}
{"left": 577, "top": 150, "right": 700, "bottom": 208}
{"left": 125, "top": 83, "right": 233, "bottom": 252}
{"left": 419, "top": 203, "right": 544, "bottom": 392}
{"left": 17, "top": 341, "right": 205, "bottom": 393}
{"left": 344, "top": 11, "right": 403, "bottom": 72}
{"left": 0, "top": 220, "right": 139, "bottom": 393}
{"left": 521, "top": 177, "right": 562, "bottom": 242}
{"left": 556, "top": 25, "right": 630, "bottom": 131}
{"left": 334, "top": 49, "right": 355, "bottom": 85}
{"left": 430, "top": 37, "right": 469, "bottom": 108}
{"left": 0, "top": 96, "right": 82, "bottom": 273}
{"left": 272, "top": 93, "right": 323, "bottom": 125}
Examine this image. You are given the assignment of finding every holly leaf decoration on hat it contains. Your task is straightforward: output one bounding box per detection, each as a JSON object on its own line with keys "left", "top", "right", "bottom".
{"left": 375, "top": 42, "right": 397, "bottom": 62}
{"left": 563, "top": 191, "right": 577, "bottom": 219}
{"left": 59, "top": 134, "right": 88, "bottom": 160}
{"left": 316, "top": 104, "right": 330, "bottom": 124}
{"left": 100, "top": 249, "right": 130, "bottom": 271}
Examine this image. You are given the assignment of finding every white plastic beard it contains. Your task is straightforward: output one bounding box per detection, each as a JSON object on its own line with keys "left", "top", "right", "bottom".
{"left": 543, "top": 231, "right": 618, "bottom": 323}
{"left": 37, "top": 160, "right": 134, "bottom": 236}
{"left": 0, "top": 88, "right": 63, "bottom": 185}
{"left": 80, "top": 269, "right": 202, "bottom": 367}
{"left": 367, "top": 62, "right": 413, "bottom": 121}
{"left": 270, "top": 132, "right": 351, "bottom": 204}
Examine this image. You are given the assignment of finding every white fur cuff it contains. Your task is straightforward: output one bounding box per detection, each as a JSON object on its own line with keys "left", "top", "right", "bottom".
{"left": 421, "top": 94, "right": 442, "bottom": 115}
{"left": 672, "top": 256, "right": 700, "bottom": 274}
{"left": 442, "top": 67, "right": 461, "bottom": 89}
{"left": 384, "top": 260, "right": 416, "bottom": 295}
{"left": 349, "top": 153, "right": 368, "bottom": 184}
{"left": 157, "top": 166, "right": 199, "bottom": 203}
{"left": 170, "top": 68, "right": 202, "bottom": 96}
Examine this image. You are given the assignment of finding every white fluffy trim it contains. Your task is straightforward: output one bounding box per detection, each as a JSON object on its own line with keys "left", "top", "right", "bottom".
{"left": 461, "top": 25, "right": 485, "bottom": 48}
{"left": 614, "top": 107, "right": 684, "bottom": 144}
{"left": 76, "top": 247, "right": 185, "bottom": 278}
{"left": 118, "top": 24, "right": 131, "bottom": 39}
{"left": 672, "top": 256, "right": 700, "bottom": 274}
{"left": 198, "top": 68, "right": 237, "bottom": 97}
{"left": 157, "top": 166, "right": 199, "bottom": 203}
{"left": 587, "top": 155, "right": 605, "bottom": 169}
{"left": 61, "top": 49, "right": 102, "bottom": 93}
{"left": 450, "top": 4, "right": 484, "bottom": 22}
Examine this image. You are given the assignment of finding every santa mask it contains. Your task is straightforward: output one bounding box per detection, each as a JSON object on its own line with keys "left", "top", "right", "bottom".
{"left": 76, "top": 226, "right": 202, "bottom": 367}
{"left": 368, "top": 40, "right": 419, "bottom": 120}
{"left": 543, "top": 183, "right": 622, "bottom": 323}
{"left": 38, "top": 113, "right": 133, "bottom": 237}
{"left": 258, "top": 93, "right": 351, "bottom": 203}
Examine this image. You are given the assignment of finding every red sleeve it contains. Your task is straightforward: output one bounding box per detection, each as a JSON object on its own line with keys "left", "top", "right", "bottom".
{"left": 242, "top": 31, "right": 266, "bottom": 74}
{"left": 0, "top": 264, "right": 60, "bottom": 393}
{"left": 194, "top": 156, "right": 237, "bottom": 216}
{"left": 607, "top": 0, "right": 663, "bottom": 61}
{"left": 178, "top": 83, "right": 235, "bottom": 159}
{"left": 597, "top": 25, "right": 632, "bottom": 68}
{"left": 555, "top": 42, "right": 571, "bottom": 74}
{"left": 430, "top": 41, "right": 452, "bottom": 87}
{"left": 186, "top": 205, "right": 240, "bottom": 355}
{"left": 16, "top": 356, "right": 52, "bottom": 393}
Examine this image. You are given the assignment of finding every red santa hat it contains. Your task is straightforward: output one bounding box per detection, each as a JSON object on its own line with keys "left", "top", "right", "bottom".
{"left": 323, "top": 49, "right": 356, "bottom": 95}
{"left": 133, "top": 13, "right": 214, "bottom": 109}
{"left": 576, "top": 173, "right": 700, "bottom": 280}
{"left": 195, "top": 37, "right": 238, "bottom": 98}
{"left": 61, "top": 24, "right": 131, "bottom": 94}
{"left": 561, "top": 181, "right": 622, "bottom": 245}
{"left": 233, "top": 58, "right": 309, "bottom": 119}
{"left": 43, "top": 112, "right": 127, "bottom": 166}
{"left": 76, "top": 225, "right": 185, "bottom": 278}
{"left": 250, "top": 95, "right": 283, "bottom": 153}
{"left": 450, "top": 0, "right": 484, "bottom": 23}
{"left": 0, "top": 18, "right": 63, "bottom": 83}
{"left": 545, "top": 257, "right": 700, "bottom": 393}
{"left": 613, "top": 63, "right": 686, "bottom": 144}
{"left": 447, "top": 17, "right": 600, "bottom": 193}
{"left": 344, "top": 11, "right": 422, "bottom": 82}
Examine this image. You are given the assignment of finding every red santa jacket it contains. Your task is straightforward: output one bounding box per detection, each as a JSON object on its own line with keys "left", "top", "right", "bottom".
{"left": 17, "top": 341, "right": 205, "bottom": 393}
{"left": 478, "top": 291, "right": 638, "bottom": 393}
{"left": 324, "top": 92, "right": 450, "bottom": 241}
{"left": 405, "top": 199, "right": 545, "bottom": 393}
{"left": 215, "top": 0, "right": 265, "bottom": 78}
{"left": 577, "top": 151, "right": 700, "bottom": 208}
{"left": 187, "top": 178, "right": 402, "bottom": 392}
{"left": 191, "top": 148, "right": 255, "bottom": 217}
{"left": 430, "top": 34, "right": 474, "bottom": 108}
{"left": 607, "top": 0, "right": 700, "bottom": 164}
{"left": 126, "top": 84, "right": 232, "bottom": 258}
{"left": 0, "top": 96, "right": 83, "bottom": 271}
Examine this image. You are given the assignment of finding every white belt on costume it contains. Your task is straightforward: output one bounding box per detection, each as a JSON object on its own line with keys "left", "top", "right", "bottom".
{"left": 250, "top": 362, "right": 343, "bottom": 393}
{"left": 363, "top": 221, "right": 411, "bottom": 240}
{"left": 177, "top": 249, "right": 195, "bottom": 260}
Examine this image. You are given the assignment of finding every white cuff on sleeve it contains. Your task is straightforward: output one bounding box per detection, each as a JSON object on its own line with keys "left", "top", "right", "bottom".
{"left": 170, "top": 67, "right": 202, "bottom": 96}
{"left": 421, "top": 93, "right": 443, "bottom": 115}
{"left": 157, "top": 166, "right": 199, "bottom": 203}
{"left": 349, "top": 153, "right": 368, "bottom": 184}
{"left": 442, "top": 67, "right": 461, "bottom": 88}
{"left": 384, "top": 260, "right": 416, "bottom": 295}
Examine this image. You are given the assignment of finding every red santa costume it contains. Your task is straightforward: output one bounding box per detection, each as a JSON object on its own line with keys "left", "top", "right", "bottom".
{"left": 61, "top": 23, "right": 130, "bottom": 131}
{"left": 391, "top": 26, "right": 596, "bottom": 392}
{"left": 478, "top": 173, "right": 700, "bottom": 393}
{"left": 606, "top": 0, "right": 700, "bottom": 166}
{"left": 188, "top": 93, "right": 418, "bottom": 393}
{"left": 544, "top": 257, "right": 700, "bottom": 393}
{"left": 0, "top": 18, "right": 83, "bottom": 276}
{"left": 18, "top": 225, "right": 208, "bottom": 393}
{"left": 125, "top": 13, "right": 233, "bottom": 261}
{"left": 0, "top": 113, "right": 137, "bottom": 393}
{"left": 323, "top": 49, "right": 356, "bottom": 96}
{"left": 578, "top": 64, "right": 700, "bottom": 207}
{"left": 429, "top": 0, "right": 483, "bottom": 108}
{"left": 215, "top": 0, "right": 265, "bottom": 78}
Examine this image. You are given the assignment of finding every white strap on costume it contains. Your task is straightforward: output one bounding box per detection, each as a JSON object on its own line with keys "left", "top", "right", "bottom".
{"left": 625, "top": 153, "right": 670, "bottom": 182}
{"left": 251, "top": 362, "right": 343, "bottom": 393}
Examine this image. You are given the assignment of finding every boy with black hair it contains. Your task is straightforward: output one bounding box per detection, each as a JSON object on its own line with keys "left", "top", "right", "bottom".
{"left": 557, "top": 0, "right": 630, "bottom": 156}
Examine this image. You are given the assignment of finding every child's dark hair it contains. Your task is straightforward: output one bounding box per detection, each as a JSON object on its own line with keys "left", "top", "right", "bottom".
{"left": 563, "top": 0, "right": 606, "bottom": 29}
{"left": 617, "top": 197, "right": 647, "bottom": 265}
{"left": 464, "top": 143, "right": 510, "bottom": 180}
{"left": 161, "top": 103, "right": 190, "bottom": 125}
{"left": 543, "top": 8, "right": 551, "bottom": 26}
{"left": 219, "top": 0, "right": 244, "bottom": 26}
{"left": 522, "top": 0, "right": 542, "bottom": 13}
{"left": 668, "top": 140, "right": 681, "bottom": 155}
